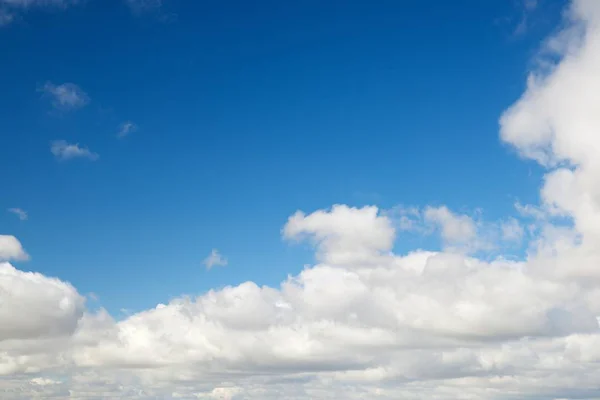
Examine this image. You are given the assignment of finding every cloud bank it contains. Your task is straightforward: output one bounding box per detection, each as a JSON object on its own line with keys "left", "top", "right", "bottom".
{"left": 3, "top": 0, "right": 600, "bottom": 398}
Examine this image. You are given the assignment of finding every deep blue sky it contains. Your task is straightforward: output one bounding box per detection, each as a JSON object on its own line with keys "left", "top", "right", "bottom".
{"left": 0, "top": 0, "right": 565, "bottom": 314}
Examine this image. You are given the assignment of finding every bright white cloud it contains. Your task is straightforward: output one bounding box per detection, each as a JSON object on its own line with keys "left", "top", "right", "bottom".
{"left": 7, "top": 208, "right": 27, "bottom": 221}
{"left": 283, "top": 205, "right": 395, "bottom": 266}
{"left": 40, "top": 82, "right": 89, "bottom": 111}
{"left": 203, "top": 248, "right": 227, "bottom": 270}
{"left": 0, "top": 235, "right": 29, "bottom": 261}
{"left": 117, "top": 121, "right": 138, "bottom": 138}
{"left": 50, "top": 140, "right": 99, "bottom": 161}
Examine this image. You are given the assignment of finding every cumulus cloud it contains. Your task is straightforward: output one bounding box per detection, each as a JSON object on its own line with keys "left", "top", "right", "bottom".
{"left": 40, "top": 82, "right": 89, "bottom": 112}
{"left": 117, "top": 121, "right": 138, "bottom": 138}
{"left": 4, "top": 1, "right": 600, "bottom": 398}
{"left": 0, "top": 235, "right": 29, "bottom": 261}
{"left": 203, "top": 249, "right": 227, "bottom": 270}
{"left": 7, "top": 208, "right": 27, "bottom": 221}
{"left": 50, "top": 140, "right": 99, "bottom": 161}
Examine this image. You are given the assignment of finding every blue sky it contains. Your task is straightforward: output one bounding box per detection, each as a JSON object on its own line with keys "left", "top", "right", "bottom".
{"left": 2, "top": 0, "right": 561, "bottom": 315}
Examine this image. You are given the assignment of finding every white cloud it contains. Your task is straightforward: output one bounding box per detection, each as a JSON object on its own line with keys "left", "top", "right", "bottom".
{"left": 203, "top": 248, "right": 227, "bottom": 270}
{"left": 40, "top": 82, "right": 89, "bottom": 111}
{"left": 7, "top": 208, "right": 27, "bottom": 221}
{"left": 50, "top": 140, "right": 99, "bottom": 161}
{"left": 423, "top": 206, "right": 477, "bottom": 245}
{"left": 117, "top": 121, "right": 138, "bottom": 138}
{"left": 0, "top": 235, "right": 29, "bottom": 261}
{"left": 283, "top": 205, "right": 395, "bottom": 266}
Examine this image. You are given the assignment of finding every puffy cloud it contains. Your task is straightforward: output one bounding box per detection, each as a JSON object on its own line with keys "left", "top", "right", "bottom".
{"left": 203, "top": 248, "right": 227, "bottom": 270}
{"left": 0, "top": 235, "right": 29, "bottom": 261}
{"left": 50, "top": 140, "right": 99, "bottom": 161}
{"left": 0, "top": 262, "right": 84, "bottom": 343}
{"left": 40, "top": 82, "right": 89, "bottom": 112}
{"left": 283, "top": 205, "right": 395, "bottom": 266}
{"left": 423, "top": 206, "right": 477, "bottom": 246}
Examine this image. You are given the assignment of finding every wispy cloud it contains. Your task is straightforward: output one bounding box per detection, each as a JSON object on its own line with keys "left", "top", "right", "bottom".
{"left": 0, "top": 0, "right": 79, "bottom": 27}
{"left": 40, "top": 82, "right": 89, "bottom": 112}
{"left": 125, "top": 0, "right": 162, "bottom": 15}
{"left": 203, "top": 249, "right": 227, "bottom": 270}
{"left": 50, "top": 140, "right": 99, "bottom": 161}
{"left": 117, "top": 121, "right": 138, "bottom": 138}
{"left": 7, "top": 208, "right": 28, "bottom": 221}
{"left": 514, "top": 0, "right": 539, "bottom": 36}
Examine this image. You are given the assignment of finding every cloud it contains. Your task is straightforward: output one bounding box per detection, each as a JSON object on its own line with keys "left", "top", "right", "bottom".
{"left": 50, "top": 140, "right": 99, "bottom": 161}
{"left": 117, "top": 121, "right": 138, "bottom": 138}
{"left": 283, "top": 205, "right": 395, "bottom": 266}
{"left": 423, "top": 206, "right": 477, "bottom": 245}
{"left": 7, "top": 208, "right": 27, "bottom": 221}
{"left": 0, "top": 0, "right": 78, "bottom": 25}
{"left": 0, "top": 235, "right": 29, "bottom": 261}
{"left": 203, "top": 248, "right": 228, "bottom": 270}
{"left": 4, "top": 1, "right": 600, "bottom": 398}
{"left": 501, "top": 217, "right": 525, "bottom": 242}
{"left": 513, "top": 0, "right": 540, "bottom": 36}
{"left": 40, "top": 82, "right": 89, "bottom": 112}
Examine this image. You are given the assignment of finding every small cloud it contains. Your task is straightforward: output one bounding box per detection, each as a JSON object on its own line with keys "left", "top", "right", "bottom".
{"left": 7, "top": 208, "right": 28, "bottom": 221}
{"left": 117, "top": 121, "right": 138, "bottom": 138}
{"left": 50, "top": 140, "right": 99, "bottom": 161}
{"left": 203, "top": 249, "right": 228, "bottom": 270}
{"left": 40, "top": 82, "right": 89, "bottom": 112}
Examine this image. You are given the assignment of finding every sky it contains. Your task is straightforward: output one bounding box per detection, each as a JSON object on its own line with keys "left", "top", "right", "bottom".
{"left": 6, "top": 0, "right": 600, "bottom": 399}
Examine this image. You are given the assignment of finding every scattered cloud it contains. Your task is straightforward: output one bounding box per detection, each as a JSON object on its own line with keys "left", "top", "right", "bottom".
{"left": 40, "top": 82, "right": 89, "bottom": 112}
{"left": 117, "top": 121, "right": 138, "bottom": 138}
{"left": 203, "top": 248, "right": 227, "bottom": 270}
{"left": 7, "top": 208, "right": 27, "bottom": 221}
{"left": 50, "top": 140, "right": 99, "bottom": 161}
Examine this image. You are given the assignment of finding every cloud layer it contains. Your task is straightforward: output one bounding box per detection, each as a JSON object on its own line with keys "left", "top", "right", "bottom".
{"left": 3, "top": 0, "right": 600, "bottom": 398}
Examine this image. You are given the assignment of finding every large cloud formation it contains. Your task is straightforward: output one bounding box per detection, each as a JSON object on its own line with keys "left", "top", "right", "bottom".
{"left": 3, "top": 0, "right": 600, "bottom": 398}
